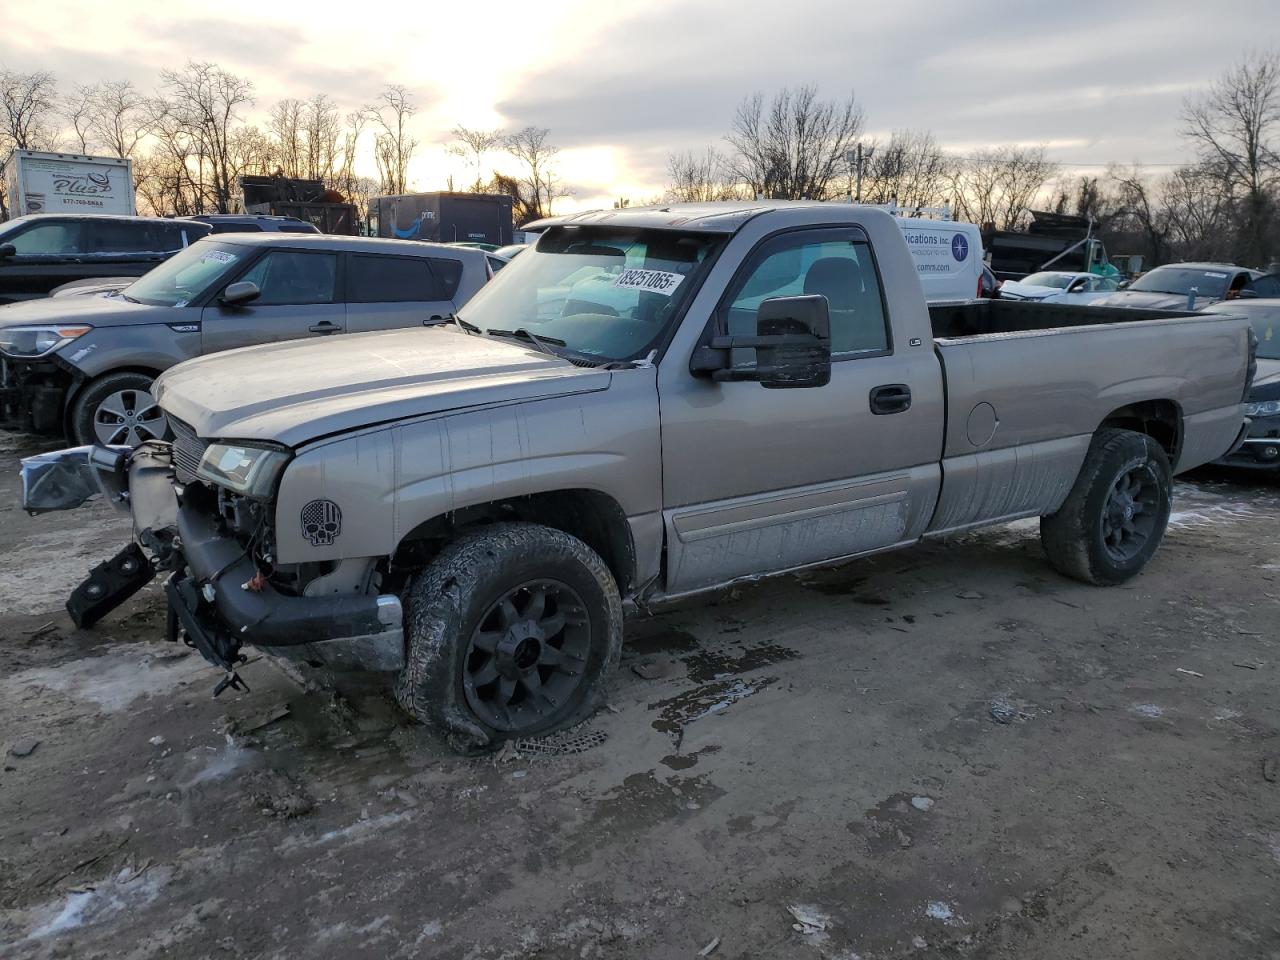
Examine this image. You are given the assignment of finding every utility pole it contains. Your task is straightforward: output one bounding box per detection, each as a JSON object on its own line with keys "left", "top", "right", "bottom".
{"left": 844, "top": 143, "right": 874, "bottom": 204}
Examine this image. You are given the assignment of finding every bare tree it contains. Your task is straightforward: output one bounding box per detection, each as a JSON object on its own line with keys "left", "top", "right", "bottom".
{"left": 1161, "top": 162, "right": 1239, "bottom": 262}
{"left": 504, "top": 126, "right": 566, "bottom": 220}
{"left": 725, "top": 85, "right": 864, "bottom": 200}
{"left": 158, "top": 61, "right": 255, "bottom": 212}
{"left": 0, "top": 68, "right": 58, "bottom": 152}
{"left": 72, "top": 80, "right": 152, "bottom": 159}
{"left": 861, "top": 129, "right": 953, "bottom": 210}
{"left": 950, "top": 146, "right": 1054, "bottom": 229}
{"left": 449, "top": 125, "right": 504, "bottom": 191}
{"left": 368, "top": 84, "right": 419, "bottom": 195}
{"left": 301, "top": 94, "right": 341, "bottom": 183}
{"left": 1182, "top": 51, "right": 1280, "bottom": 265}
{"left": 1105, "top": 165, "right": 1169, "bottom": 265}
{"left": 269, "top": 98, "right": 305, "bottom": 178}
{"left": 64, "top": 84, "right": 95, "bottom": 153}
{"left": 665, "top": 146, "right": 741, "bottom": 202}
{"left": 330, "top": 110, "right": 369, "bottom": 205}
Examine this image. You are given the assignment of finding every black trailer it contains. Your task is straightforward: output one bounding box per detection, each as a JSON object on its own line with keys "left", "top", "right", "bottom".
{"left": 370, "top": 193, "right": 514, "bottom": 246}
{"left": 239, "top": 175, "right": 359, "bottom": 235}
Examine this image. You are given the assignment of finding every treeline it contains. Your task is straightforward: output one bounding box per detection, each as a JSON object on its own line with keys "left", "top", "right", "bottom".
{"left": 3, "top": 52, "right": 1279, "bottom": 267}
{"left": 668, "top": 53, "right": 1280, "bottom": 268}
{"left": 0, "top": 62, "right": 565, "bottom": 224}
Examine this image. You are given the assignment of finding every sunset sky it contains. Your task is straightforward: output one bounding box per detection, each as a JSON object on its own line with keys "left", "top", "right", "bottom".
{"left": 2, "top": 0, "right": 1277, "bottom": 211}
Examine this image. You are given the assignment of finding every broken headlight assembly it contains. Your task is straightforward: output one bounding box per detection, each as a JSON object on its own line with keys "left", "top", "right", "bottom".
{"left": 196, "top": 442, "right": 290, "bottom": 499}
{"left": 0, "top": 324, "right": 92, "bottom": 358}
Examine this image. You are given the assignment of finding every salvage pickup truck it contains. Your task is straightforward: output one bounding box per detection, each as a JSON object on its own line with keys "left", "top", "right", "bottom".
{"left": 20, "top": 202, "right": 1254, "bottom": 751}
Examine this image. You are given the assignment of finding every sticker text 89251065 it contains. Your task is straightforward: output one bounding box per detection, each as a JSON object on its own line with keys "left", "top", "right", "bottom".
{"left": 612, "top": 268, "right": 685, "bottom": 296}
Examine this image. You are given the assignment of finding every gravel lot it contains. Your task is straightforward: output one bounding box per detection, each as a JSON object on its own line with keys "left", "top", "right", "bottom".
{"left": 1, "top": 430, "right": 1277, "bottom": 960}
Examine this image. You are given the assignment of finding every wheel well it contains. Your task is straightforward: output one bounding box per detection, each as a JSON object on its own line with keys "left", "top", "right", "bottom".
{"left": 1100, "top": 400, "right": 1182, "bottom": 462}
{"left": 393, "top": 490, "right": 636, "bottom": 594}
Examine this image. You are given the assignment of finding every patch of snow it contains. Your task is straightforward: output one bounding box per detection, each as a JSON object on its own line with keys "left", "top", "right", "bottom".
{"left": 925, "top": 900, "right": 964, "bottom": 925}
{"left": 182, "top": 735, "right": 255, "bottom": 788}
{"left": 278, "top": 811, "right": 412, "bottom": 851}
{"left": 1130, "top": 703, "right": 1165, "bottom": 719}
{"left": 5, "top": 515, "right": 134, "bottom": 616}
{"left": 23, "top": 866, "right": 170, "bottom": 941}
{"left": 3, "top": 644, "right": 204, "bottom": 713}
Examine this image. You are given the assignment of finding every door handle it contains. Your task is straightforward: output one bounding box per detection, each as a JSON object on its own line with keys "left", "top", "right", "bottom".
{"left": 308, "top": 321, "right": 340, "bottom": 334}
{"left": 870, "top": 383, "right": 912, "bottom": 415}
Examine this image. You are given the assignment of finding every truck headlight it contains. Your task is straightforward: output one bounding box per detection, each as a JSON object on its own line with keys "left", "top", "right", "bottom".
{"left": 0, "top": 324, "right": 92, "bottom": 358}
{"left": 1245, "top": 399, "right": 1280, "bottom": 417}
{"left": 196, "top": 442, "right": 290, "bottom": 499}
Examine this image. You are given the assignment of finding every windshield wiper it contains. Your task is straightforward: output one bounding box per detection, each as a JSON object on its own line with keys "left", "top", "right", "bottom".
{"left": 486, "top": 327, "right": 566, "bottom": 355}
{"left": 453, "top": 316, "right": 480, "bottom": 334}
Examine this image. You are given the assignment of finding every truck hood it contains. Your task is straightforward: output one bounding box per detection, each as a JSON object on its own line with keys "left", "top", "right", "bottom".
{"left": 154, "top": 325, "right": 612, "bottom": 447}
{"left": 0, "top": 291, "right": 166, "bottom": 328}
{"left": 1089, "top": 290, "right": 1220, "bottom": 310}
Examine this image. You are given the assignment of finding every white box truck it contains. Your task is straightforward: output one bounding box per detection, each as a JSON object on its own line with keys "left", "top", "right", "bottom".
{"left": 2, "top": 150, "right": 137, "bottom": 220}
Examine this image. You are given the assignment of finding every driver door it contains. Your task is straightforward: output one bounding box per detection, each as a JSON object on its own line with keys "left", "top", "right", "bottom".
{"left": 658, "top": 226, "right": 945, "bottom": 594}
{"left": 200, "top": 248, "right": 345, "bottom": 353}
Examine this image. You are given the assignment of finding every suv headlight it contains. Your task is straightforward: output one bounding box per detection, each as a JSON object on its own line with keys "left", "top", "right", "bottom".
{"left": 0, "top": 324, "right": 93, "bottom": 358}
{"left": 196, "top": 442, "right": 290, "bottom": 499}
{"left": 1245, "top": 399, "right": 1280, "bottom": 417}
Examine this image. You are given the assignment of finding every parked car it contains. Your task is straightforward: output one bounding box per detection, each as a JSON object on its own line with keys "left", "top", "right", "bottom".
{"left": 1202, "top": 299, "right": 1280, "bottom": 470}
{"left": 493, "top": 243, "right": 529, "bottom": 260}
{"left": 1090, "top": 263, "right": 1280, "bottom": 310}
{"left": 893, "top": 216, "right": 986, "bottom": 302}
{"left": 0, "top": 234, "right": 489, "bottom": 443}
{"left": 184, "top": 214, "right": 322, "bottom": 235}
{"left": 21, "top": 202, "right": 1252, "bottom": 751}
{"left": 999, "top": 271, "right": 1121, "bottom": 304}
{"left": 0, "top": 214, "right": 211, "bottom": 304}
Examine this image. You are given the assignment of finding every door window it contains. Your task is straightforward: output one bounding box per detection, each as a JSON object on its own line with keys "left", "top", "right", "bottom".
{"left": 720, "top": 230, "right": 889, "bottom": 356}
{"left": 1248, "top": 274, "right": 1280, "bottom": 298}
{"left": 235, "top": 250, "right": 338, "bottom": 305}
{"left": 85, "top": 220, "right": 152, "bottom": 253}
{"left": 347, "top": 255, "right": 443, "bottom": 302}
{"left": 428, "top": 258, "right": 464, "bottom": 299}
{"left": 8, "top": 220, "right": 83, "bottom": 255}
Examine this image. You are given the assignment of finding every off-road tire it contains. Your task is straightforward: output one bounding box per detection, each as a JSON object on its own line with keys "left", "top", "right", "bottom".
{"left": 1041, "top": 428, "right": 1172, "bottom": 585}
{"left": 69, "top": 371, "right": 169, "bottom": 447}
{"left": 394, "top": 522, "right": 623, "bottom": 752}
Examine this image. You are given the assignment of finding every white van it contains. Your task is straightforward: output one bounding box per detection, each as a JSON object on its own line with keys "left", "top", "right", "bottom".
{"left": 868, "top": 205, "right": 984, "bottom": 303}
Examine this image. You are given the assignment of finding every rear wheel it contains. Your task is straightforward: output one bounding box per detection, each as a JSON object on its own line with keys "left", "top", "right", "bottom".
{"left": 70, "top": 372, "right": 169, "bottom": 447}
{"left": 1041, "top": 428, "right": 1172, "bottom": 585}
{"left": 394, "top": 522, "right": 623, "bottom": 752}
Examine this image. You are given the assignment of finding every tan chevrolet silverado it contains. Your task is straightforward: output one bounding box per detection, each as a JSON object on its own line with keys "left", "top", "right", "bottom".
{"left": 21, "top": 202, "right": 1255, "bottom": 750}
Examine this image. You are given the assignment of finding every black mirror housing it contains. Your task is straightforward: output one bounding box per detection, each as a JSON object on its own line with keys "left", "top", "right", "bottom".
{"left": 220, "top": 280, "right": 261, "bottom": 306}
{"left": 0, "top": 243, "right": 16, "bottom": 259}
{"left": 689, "top": 294, "right": 832, "bottom": 389}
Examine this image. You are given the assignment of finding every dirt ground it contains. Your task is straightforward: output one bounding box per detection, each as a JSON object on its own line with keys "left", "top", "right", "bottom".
{"left": 1, "top": 429, "right": 1277, "bottom": 960}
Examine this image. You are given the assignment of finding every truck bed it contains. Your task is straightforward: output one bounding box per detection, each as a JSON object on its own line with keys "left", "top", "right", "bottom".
{"left": 928, "top": 299, "right": 1196, "bottom": 339}
{"left": 920, "top": 299, "right": 1250, "bottom": 537}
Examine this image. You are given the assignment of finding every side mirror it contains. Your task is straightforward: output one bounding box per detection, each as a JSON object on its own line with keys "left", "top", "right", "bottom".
{"left": 1068, "top": 278, "right": 1087, "bottom": 292}
{"left": 1238, "top": 289, "right": 1259, "bottom": 299}
{"left": 1118, "top": 280, "right": 1131, "bottom": 290}
{"left": 220, "top": 280, "right": 260, "bottom": 306}
{"left": 0, "top": 243, "right": 16, "bottom": 259}
{"left": 690, "top": 295, "right": 832, "bottom": 389}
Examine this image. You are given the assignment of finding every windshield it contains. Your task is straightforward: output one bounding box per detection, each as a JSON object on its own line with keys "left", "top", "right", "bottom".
{"left": 1256, "top": 315, "right": 1280, "bottom": 360}
{"left": 1021, "top": 272, "right": 1076, "bottom": 289}
{"left": 1129, "top": 267, "right": 1232, "bottom": 298}
{"left": 458, "top": 226, "right": 724, "bottom": 362}
{"left": 123, "top": 240, "right": 249, "bottom": 306}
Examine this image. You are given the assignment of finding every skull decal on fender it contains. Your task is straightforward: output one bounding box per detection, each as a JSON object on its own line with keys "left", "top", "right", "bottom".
{"left": 301, "top": 499, "right": 342, "bottom": 546}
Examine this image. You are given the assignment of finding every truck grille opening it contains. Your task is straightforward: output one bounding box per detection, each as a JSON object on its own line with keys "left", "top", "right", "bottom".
{"left": 169, "top": 416, "right": 208, "bottom": 483}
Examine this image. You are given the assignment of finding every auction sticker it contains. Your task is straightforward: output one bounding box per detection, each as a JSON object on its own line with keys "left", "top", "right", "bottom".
{"left": 612, "top": 268, "right": 684, "bottom": 296}
{"left": 201, "top": 250, "right": 237, "bottom": 264}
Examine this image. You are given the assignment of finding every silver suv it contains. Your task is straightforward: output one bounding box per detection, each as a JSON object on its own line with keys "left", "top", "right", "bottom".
{"left": 0, "top": 234, "right": 490, "bottom": 444}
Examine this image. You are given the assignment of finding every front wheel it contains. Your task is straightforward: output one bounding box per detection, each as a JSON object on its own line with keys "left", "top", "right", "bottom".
{"left": 394, "top": 522, "right": 623, "bottom": 751}
{"left": 1041, "top": 428, "right": 1173, "bottom": 585}
{"left": 69, "top": 372, "right": 169, "bottom": 447}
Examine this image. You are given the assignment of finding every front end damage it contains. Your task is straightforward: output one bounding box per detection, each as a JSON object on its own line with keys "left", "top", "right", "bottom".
{"left": 20, "top": 442, "right": 405, "bottom": 695}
